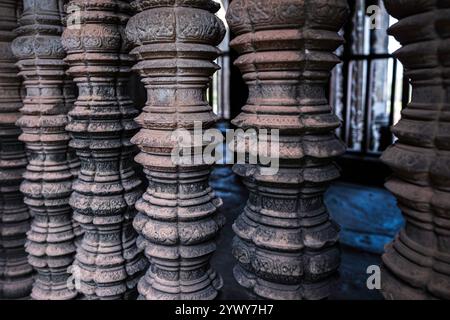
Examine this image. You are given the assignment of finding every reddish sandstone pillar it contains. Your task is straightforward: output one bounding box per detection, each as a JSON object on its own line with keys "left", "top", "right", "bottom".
{"left": 226, "top": 0, "right": 349, "bottom": 300}
{"left": 125, "top": 0, "right": 225, "bottom": 299}
{"left": 381, "top": 0, "right": 450, "bottom": 300}
{"left": 12, "top": 0, "right": 80, "bottom": 300}
{"left": 0, "top": 0, "right": 34, "bottom": 299}
{"left": 61, "top": 0, "right": 148, "bottom": 299}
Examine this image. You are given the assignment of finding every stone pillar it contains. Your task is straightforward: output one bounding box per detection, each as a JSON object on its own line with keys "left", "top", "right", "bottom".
{"left": 125, "top": 0, "right": 225, "bottom": 299}
{"left": 226, "top": 0, "right": 349, "bottom": 300}
{"left": 12, "top": 0, "right": 80, "bottom": 300}
{"left": 0, "top": 0, "right": 34, "bottom": 299}
{"left": 381, "top": 0, "right": 450, "bottom": 300}
{"left": 61, "top": 0, "right": 148, "bottom": 300}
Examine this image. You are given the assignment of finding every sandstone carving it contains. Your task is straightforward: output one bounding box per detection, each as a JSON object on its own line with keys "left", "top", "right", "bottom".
{"left": 12, "top": 0, "right": 80, "bottom": 300}
{"left": 125, "top": 0, "right": 226, "bottom": 300}
{"left": 61, "top": 0, "right": 148, "bottom": 299}
{"left": 226, "top": 0, "right": 349, "bottom": 300}
{"left": 0, "top": 0, "right": 34, "bottom": 299}
{"left": 381, "top": 0, "right": 450, "bottom": 300}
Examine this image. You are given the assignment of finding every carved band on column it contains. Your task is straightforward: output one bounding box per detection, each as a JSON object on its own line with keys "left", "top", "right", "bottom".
{"left": 61, "top": 0, "right": 148, "bottom": 300}
{"left": 226, "top": 0, "right": 349, "bottom": 300}
{"left": 381, "top": 0, "right": 450, "bottom": 300}
{"left": 0, "top": 0, "right": 34, "bottom": 299}
{"left": 125, "top": 0, "right": 225, "bottom": 299}
{"left": 12, "top": 0, "right": 80, "bottom": 300}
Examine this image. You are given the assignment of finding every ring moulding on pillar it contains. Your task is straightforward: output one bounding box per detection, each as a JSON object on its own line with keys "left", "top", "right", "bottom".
{"left": 11, "top": 0, "right": 81, "bottom": 300}
{"left": 0, "top": 0, "right": 34, "bottom": 299}
{"left": 226, "top": 0, "right": 349, "bottom": 300}
{"left": 125, "top": 0, "right": 226, "bottom": 300}
{"left": 381, "top": 0, "right": 450, "bottom": 300}
{"left": 61, "top": 0, "right": 148, "bottom": 300}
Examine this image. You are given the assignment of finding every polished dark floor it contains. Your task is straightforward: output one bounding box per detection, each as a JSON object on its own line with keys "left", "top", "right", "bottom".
{"left": 210, "top": 166, "right": 384, "bottom": 300}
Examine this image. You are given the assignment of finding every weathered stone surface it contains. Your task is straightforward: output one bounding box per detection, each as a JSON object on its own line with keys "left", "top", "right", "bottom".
{"left": 11, "top": 0, "right": 80, "bottom": 300}
{"left": 0, "top": 0, "right": 34, "bottom": 299}
{"left": 381, "top": 0, "right": 450, "bottom": 300}
{"left": 125, "top": 0, "right": 226, "bottom": 300}
{"left": 226, "top": 0, "right": 349, "bottom": 300}
{"left": 61, "top": 0, "right": 148, "bottom": 300}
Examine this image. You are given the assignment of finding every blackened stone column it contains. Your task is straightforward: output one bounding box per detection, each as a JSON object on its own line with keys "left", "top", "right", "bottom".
{"left": 125, "top": 0, "right": 225, "bottom": 299}
{"left": 0, "top": 0, "right": 34, "bottom": 299}
{"left": 226, "top": 0, "right": 349, "bottom": 300}
{"left": 62, "top": 0, "right": 148, "bottom": 300}
{"left": 381, "top": 0, "right": 450, "bottom": 300}
{"left": 11, "top": 0, "right": 80, "bottom": 300}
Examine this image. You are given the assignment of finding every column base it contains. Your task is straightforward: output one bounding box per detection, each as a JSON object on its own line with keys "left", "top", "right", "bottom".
{"left": 381, "top": 240, "right": 450, "bottom": 300}
{"left": 381, "top": 242, "right": 442, "bottom": 300}
{"left": 31, "top": 279, "right": 78, "bottom": 300}
{"left": 0, "top": 276, "right": 34, "bottom": 299}
{"left": 381, "top": 265, "right": 435, "bottom": 300}
{"left": 79, "top": 289, "right": 138, "bottom": 300}
{"left": 137, "top": 267, "right": 223, "bottom": 300}
{"left": 233, "top": 264, "right": 337, "bottom": 300}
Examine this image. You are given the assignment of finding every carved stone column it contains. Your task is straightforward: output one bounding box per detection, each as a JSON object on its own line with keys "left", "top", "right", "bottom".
{"left": 226, "top": 0, "right": 349, "bottom": 300}
{"left": 61, "top": 0, "right": 148, "bottom": 300}
{"left": 12, "top": 0, "right": 80, "bottom": 300}
{"left": 381, "top": 0, "right": 450, "bottom": 300}
{"left": 0, "top": 0, "right": 34, "bottom": 299}
{"left": 125, "top": 0, "right": 225, "bottom": 299}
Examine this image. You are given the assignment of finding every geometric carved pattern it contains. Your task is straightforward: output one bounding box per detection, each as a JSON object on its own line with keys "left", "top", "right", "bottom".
{"left": 62, "top": 0, "right": 148, "bottom": 299}
{"left": 12, "top": 0, "right": 80, "bottom": 300}
{"left": 226, "top": 0, "right": 349, "bottom": 300}
{"left": 381, "top": 0, "right": 450, "bottom": 300}
{"left": 0, "top": 0, "right": 34, "bottom": 299}
{"left": 125, "top": 0, "right": 226, "bottom": 299}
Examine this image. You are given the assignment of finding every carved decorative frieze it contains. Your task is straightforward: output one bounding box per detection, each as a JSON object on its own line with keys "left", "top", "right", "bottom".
{"left": 61, "top": 0, "right": 148, "bottom": 300}
{"left": 11, "top": 0, "right": 80, "bottom": 300}
{"left": 125, "top": 0, "right": 225, "bottom": 299}
{"left": 381, "top": 0, "right": 450, "bottom": 300}
{"left": 0, "top": 0, "right": 34, "bottom": 299}
{"left": 226, "top": 0, "right": 349, "bottom": 300}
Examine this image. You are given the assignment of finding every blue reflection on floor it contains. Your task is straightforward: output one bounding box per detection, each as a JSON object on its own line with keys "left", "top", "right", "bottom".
{"left": 326, "top": 182, "right": 403, "bottom": 254}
